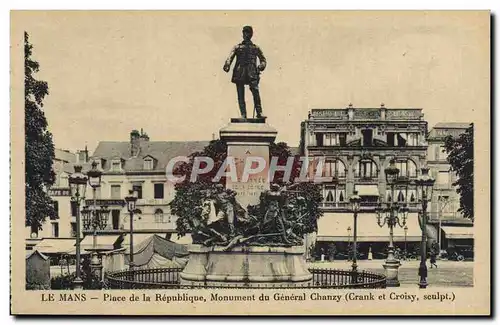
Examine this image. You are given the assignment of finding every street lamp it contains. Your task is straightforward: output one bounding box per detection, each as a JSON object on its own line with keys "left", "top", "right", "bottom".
{"left": 376, "top": 159, "right": 409, "bottom": 287}
{"left": 347, "top": 226, "right": 351, "bottom": 261}
{"left": 404, "top": 225, "right": 408, "bottom": 260}
{"left": 86, "top": 161, "right": 103, "bottom": 279}
{"left": 68, "top": 165, "right": 88, "bottom": 290}
{"left": 125, "top": 189, "right": 138, "bottom": 270}
{"left": 415, "top": 166, "right": 435, "bottom": 289}
{"left": 349, "top": 191, "right": 361, "bottom": 279}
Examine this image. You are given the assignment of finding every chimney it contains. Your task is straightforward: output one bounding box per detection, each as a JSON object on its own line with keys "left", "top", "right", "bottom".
{"left": 140, "top": 129, "right": 150, "bottom": 142}
{"left": 130, "top": 129, "right": 141, "bottom": 156}
{"left": 76, "top": 145, "right": 89, "bottom": 163}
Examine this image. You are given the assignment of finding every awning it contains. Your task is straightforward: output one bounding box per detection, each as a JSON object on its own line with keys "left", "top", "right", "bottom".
{"left": 317, "top": 212, "right": 421, "bottom": 242}
{"left": 80, "top": 235, "right": 122, "bottom": 251}
{"left": 442, "top": 226, "right": 474, "bottom": 240}
{"left": 355, "top": 184, "right": 379, "bottom": 197}
{"left": 33, "top": 238, "right": 76, "bottom": 254}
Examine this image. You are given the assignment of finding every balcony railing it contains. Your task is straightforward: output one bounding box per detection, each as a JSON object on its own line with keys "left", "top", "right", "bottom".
{"left": 322, "top": 202, "right": 348, "bottom": 209}
{"left": 136, "top": 198, "right": 171, "bottom": 206}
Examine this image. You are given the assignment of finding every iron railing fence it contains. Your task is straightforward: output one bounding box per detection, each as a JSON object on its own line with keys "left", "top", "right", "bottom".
{"left": 105, "top": 267, "right": 386, "bottom": 289}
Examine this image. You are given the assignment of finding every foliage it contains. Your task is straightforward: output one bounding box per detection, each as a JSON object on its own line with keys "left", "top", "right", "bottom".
{"left": 51, "top": 273, "right": 76, "bottom": 290}
{"left": 443, "top": 124, "right": 474, "bottom": 220}
{"left": 170, "top": 139, "right": 324, "bottom": 244}
{"left": 25, "top": 32, "right": 56, "bottom": 227}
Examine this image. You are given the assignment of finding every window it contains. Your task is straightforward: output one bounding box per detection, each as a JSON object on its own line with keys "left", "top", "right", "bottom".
{"left": 356, "top": 159, "right": 378, "bottom": 178}
{"left": 407, "top": 133, "right": 419, "bottom": 146}
{"left": 315, "top": 133, "right": 324, "bottom": 146}
{"left": 323, "top": 186, "right": 346, "bottom": 206}
{"left": 387, "top": 187, "right": 407, "bottom": 203}
{"left": 60, "top": 174, "right": 69, "bottom": 187}
{"left": 71, "top": 201, "right": 77, "bottom": 217}
{"left": 387, "top": 132, "right": 418, "bottom": 147}
{"left": 396, "top": 189, "right": 406, "bottom": 203}
{"left": 111, "top": 185, "right": 121, "bottom": 199}
{"left": 154, "top": 209, "right": 166, "bottom": 223}
{"left": 322, "top": 160, "right": 346, "bottom": 178}
{"left": 111, "top": 160, "right": 121, "bottom": 172}
{"left": 437, "top": 171, "right": 449, "bottom": 187}
{"left": 51, "top": 223, "right": 59, "bottom": 237}
{"left": 361, "top": 129, "right": 373, "bottom": 147}
{"left": 112, "top": 210, "right": 120, "bottom": 230}
{"left": 154, "top": 183, "right": 164, "bottom": 199}
{"left": 407, "top": 187, "right": 417, "bottom": 203}
{"left": 132, "top": 184, "right": 143, "bottom": 199}
{"left": 52, "top": 201, "right": 59, "bottom": 219}
{"left": 70, "top": 222, "right": 77, "bottom": 237}
{"left": 387, "top": 132, "right": 395, "bottom": 146}
{"left": 407, "top": 160, "right": 417, "bottom": 177}
{"left": 339, "top": 133, "right": 347, "bottom": 146}
{"left": 144, "top": 158, "right": 154, "bottom": 170}
{"left": 438, "top": 146, "right": 448, "bottom": 161}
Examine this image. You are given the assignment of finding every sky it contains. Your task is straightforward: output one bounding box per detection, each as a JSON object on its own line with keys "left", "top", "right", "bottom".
{"left": 14, "top": 11, "right": 489, "bottom": 153}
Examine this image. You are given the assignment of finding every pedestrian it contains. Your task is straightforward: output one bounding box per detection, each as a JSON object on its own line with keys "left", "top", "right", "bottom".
{"left": 430, "top": 249, "right": 438, "bottom": 268}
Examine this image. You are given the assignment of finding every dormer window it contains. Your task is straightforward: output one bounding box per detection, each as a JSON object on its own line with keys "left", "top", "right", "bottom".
{"left": 111, "top": 160, "right": 121, "bottom": 172}
{"left": 144, "top": 157, "right": 154, "bottom": 170}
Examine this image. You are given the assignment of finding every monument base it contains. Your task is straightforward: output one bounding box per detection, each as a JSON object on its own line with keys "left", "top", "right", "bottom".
{"left": 180, "top": 245, "right": 313, "bottom": 288}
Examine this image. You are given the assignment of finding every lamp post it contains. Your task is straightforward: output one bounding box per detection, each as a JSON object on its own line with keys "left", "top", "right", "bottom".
{"left": 404, "top": 225, "right": 408, "bottom": 260}
{"left": 376, "top": 159, "right": 409, "bottom": 287}
{"left": 68, "top": 165, "right": 88, "bottom": 290}
{"left": 125, "top": 189, "right": 138, "bottom": 270}
{"left": 349, "top": 191, "right": 361, "bottom": 277}
{"left": 347, "top": 226, "right": 352, "bottom": 261}
{"left": 86, "top": 161, "right": 104, "bottom": 279}
{"left": 415, "top": 166, "right": 435, "bottom": 289}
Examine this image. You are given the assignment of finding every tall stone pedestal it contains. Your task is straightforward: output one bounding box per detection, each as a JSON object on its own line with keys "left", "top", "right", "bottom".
{"left": 180, "top": 245, "right": 313, "bottom": 288}
{"left": 219, "top": 118, "right": 277, "bottom": 209}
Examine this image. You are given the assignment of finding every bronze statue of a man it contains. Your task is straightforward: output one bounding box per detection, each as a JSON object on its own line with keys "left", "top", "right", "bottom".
{"left": 223, "top": 26, "right": 267, "bottom": 119}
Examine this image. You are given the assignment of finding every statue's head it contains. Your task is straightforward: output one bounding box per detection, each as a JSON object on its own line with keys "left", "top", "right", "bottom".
{"left": 242, "top": 25, "right": 253, "bottom": 41}
{"left": 215, "top": 183, "right": 225, "bottom": 192}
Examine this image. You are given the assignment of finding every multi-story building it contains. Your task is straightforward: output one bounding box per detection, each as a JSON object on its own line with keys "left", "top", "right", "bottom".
{"left": 300, "top": 104, "right": 429, "bottom": 259}
{"left": 83, "top": 129, "right": 208, "bottom": 248}
{"left": 25, "top": 148, "right": 89, "bottom": 251}
{"left": 427, "top": 123, "right": 473, "bottom": 253}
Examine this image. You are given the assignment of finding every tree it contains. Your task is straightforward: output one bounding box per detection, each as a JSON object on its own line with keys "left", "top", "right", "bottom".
{"left": 25, "top": 32, "right": 56, "bottom": 228}
{"left": 170, "top": 139, "right": 323, "bottom": 240}
{"left": 443, "top": 124, "right": 474, "bottom": 220}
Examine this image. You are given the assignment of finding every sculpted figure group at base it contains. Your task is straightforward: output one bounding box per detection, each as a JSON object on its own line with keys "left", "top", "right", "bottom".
{"left": 187, "top": 183, "right": 308, "bottom": 249}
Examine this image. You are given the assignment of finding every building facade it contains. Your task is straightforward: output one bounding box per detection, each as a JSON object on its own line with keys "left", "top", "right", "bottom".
{"left": 25, "top": 148, "right": 88, "bottom": 251}
{"left": 300, "top": 104, "right": 429, "bottom": 260}
{"left": 427, "top": 123, "right": 473, "bottom": 254}
{"left": 85, "top": 129, "right": 208, "bottom": 246}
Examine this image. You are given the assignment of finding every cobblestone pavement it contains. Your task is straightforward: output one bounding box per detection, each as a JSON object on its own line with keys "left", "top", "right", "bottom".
{"left": 308, "top": 260, "right": 474, "bottom": 288}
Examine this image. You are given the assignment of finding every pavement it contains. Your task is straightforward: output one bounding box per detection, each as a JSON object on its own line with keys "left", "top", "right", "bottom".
{"left": 308, "top": 259, "right": 474, "bottom": 288}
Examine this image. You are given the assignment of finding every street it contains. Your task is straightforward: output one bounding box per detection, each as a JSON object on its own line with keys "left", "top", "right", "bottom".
{"left": 308, "top": 259, "right": 474, "bottom": 288}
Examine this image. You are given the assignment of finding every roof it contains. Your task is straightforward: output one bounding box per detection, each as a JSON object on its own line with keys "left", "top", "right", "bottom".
{"left": 54, "top": 149, "right": 77, "bottom": 163}
{"left": 92, "top": 140, "right": 210, "bottom": 172}
{"left": 26, "top": 250, "right": 50, "bottom": 260}
{"left": 433, "top": 122, "right": 471, "bottom": 129}
{"left": 33, "top": 238, "right": 76, "bottom": 254}
{"left": 124, "top": 234, "right": 189, "bottom": 268}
